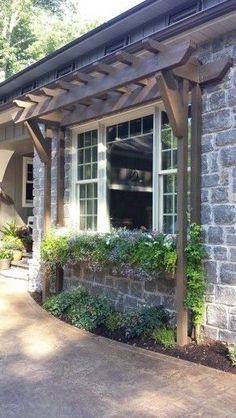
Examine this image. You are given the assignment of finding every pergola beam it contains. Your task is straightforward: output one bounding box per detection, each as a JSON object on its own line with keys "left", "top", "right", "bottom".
{"left": 14, "top": 40, "right": 195, "bottom": 123}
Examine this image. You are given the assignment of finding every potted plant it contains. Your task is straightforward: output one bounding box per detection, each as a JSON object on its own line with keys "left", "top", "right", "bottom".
{"left": 2, "top": 237, "right": 24, "bottom": 262}
{"left": 0, "top": 250, "right": 12, "bottom": 270}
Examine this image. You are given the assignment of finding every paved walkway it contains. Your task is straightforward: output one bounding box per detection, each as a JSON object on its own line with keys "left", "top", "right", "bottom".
{"left": 0, "top": 275, "right": 235, "bottom": 418}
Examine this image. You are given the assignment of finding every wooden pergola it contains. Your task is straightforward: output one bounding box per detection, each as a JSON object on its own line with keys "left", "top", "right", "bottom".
{"left": 12, "top": 36, "right": 232, "bottom": 346}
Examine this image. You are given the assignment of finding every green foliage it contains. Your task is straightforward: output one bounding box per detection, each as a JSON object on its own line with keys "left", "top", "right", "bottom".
{"left": 43, "top": 286, "right": 87, "bottom": 316}
{"left": 185, "top": 224, "right": 206, "bottom": 328}
{"left": 105, "top": 312, "right": 124, "bottom": 331}
{"left": 0, "top": 250, "right": 12, "bottom": 260}
{"left": 41, "top": 233, "right": 71, "bottom": 271}
{"left": 0, "top": 0, "right": 100, "bottom": 78}
{"left": 68, "top": 296, "right": 112, "bottom": 331}
{"left": 228, "top": 345, "right": 236, "bottom": 366}
{"left": 41, "top": 229, "right": 178, "bottom": 280}
{"left": 124, "top": 306, "right": 169, "bottom": 339}
{"left": 0, "top": 221, "right": 18, "bottom": 238}
{"left": 2, "top": 236, "right": 23, "bottom": 251}
{"left": 152, "top": 327, "right": 176, "bottom": 348}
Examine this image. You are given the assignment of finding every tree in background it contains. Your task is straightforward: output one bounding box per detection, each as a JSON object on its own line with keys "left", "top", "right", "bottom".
{"left": 0, "top": 0, "right": 99, "bottom": 79}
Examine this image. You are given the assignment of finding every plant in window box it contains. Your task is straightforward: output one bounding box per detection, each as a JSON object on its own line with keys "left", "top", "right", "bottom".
{"left": 0, "top": 250, "right": 12, "bottom": 270}
{"left": 2, "top": 237, "right": 24, "bottom": 262}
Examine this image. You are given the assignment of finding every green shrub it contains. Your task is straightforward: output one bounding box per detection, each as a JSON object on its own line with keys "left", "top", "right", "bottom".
{"left": 0, "top": 220, "right": 18, "bottom": 238}
{"left": 0, "top": 250, "right": 12, "bottom": 260}
{"left": 228, "top": 345, "right": 236, "bottom": 366}
{"left": 105, "top": 312, "right": 124, "bottom": 331}
{"left": 43, "top": 287, "right": 87, "bottom": 316}
{"left": 68, "top": 296, "right": 112, "bottom": 331}
{"left": 152, "top": 327, "right": 176, "bottom": 348}
{"left": 185, "top": 224, "right": 206, "bottom": 333}
{"left": 41, "top": 233, "right": 71, "bottom": 270}
{"left": 2, "top": 236, "right": 24, "bottom": 251}
{"left": 124, "top": 305, "right": 169, "bottom": 339}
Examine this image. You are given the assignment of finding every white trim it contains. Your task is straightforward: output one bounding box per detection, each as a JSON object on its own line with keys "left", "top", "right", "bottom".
{"left": 22, "top": 157, "right": 33, "bottom": 208}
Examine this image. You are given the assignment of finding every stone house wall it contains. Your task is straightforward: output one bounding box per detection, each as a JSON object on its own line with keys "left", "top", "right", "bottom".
{"left": 64, "top": 265, "right": 176, "bottom": 316}
{"left": 199, "top": 30, "right": 236, "bottom": 343}
{"left": 30, "top": 30, "right": 236, "bottom": 343}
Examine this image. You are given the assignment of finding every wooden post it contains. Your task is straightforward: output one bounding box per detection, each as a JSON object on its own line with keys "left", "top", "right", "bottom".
{"left": 176, "top": 79, "right": 189, "bottom": 346}
{"left": 191, "top": 84, "right": 202, "bottom": 225}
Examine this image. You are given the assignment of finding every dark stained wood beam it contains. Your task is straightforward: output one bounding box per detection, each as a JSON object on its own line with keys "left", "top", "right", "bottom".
{"left": 92, "top": 62, "right": 114, "bottom": 75}
{"left": 61, "top": 78, "right": 159, "bottom": 126}
{"left": 176, "top": 79, "right": 189, "bottom": 347}
{"left": 24, "top": 120, "right": 50, "bottom": 164}
{"left": 142, "top": 38, "right": 166, "bottom": 53}
{"left": 40, "top": 87, "right": 60, "bottom": 97}
{"left": 156, "top": 70, "right": 185, "bottom": 137}
{"left": 25, "top": 94, "right": 45, "bottom": 103}
{"left": 14, "top": 40, "right": 195, "bottom": 123}
{"left": 115, "top": 51, "right": 140, "bottom": 66}
{"left": 54, "top": 80, "right": 76, "bottom": 91}
{"left": 199, "top": 56, "right": 232, "bottom": 84}
{"left": 191, "top": 84, "right": 202, "bottom": 225}
{"left": 69, "top": 71, "right": 94, "bottom": 84}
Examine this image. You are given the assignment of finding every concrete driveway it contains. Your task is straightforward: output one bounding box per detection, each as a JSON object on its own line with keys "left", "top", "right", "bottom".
{"left": 0, "top": 274, "right": 235, "bottom": 418}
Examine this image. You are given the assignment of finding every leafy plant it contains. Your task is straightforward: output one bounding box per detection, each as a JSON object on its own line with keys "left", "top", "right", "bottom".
{"left": 185, "top": 223, "right": 206, "bottom": 342}
{"left": 0, "top": 250, "right": 12, "bottom": 260}
{"left": 152, "top": 327, "right": 176, "bottom": 348}
{"left": 43, "top": 287, "right": 87, "bottom": 316}
{"left": 0, "top": 221, "right": 18, "bottom": 238}
{"left": 105, "top": 312, "right": 124, "bottom": 331}
{"left": 68, "top": 296, "right": 112, "bottom": 331}
{"left": 2, "top": 236, "right": 24, "bottom": 251}
{"left": 228, "top": 345, "right": 236, "bottom": 366}
{"left": 124, "top": 306, "right": 169, "bottom": 339}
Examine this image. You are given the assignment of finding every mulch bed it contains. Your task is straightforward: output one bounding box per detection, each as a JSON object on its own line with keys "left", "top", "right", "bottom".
{"left": 29, "top": 290, "right": 236, "bottom": 375}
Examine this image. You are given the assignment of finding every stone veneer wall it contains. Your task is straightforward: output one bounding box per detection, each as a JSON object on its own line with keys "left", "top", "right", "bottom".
{"left": 198, "top": 30, "right": 236, "bottom": 343}
{"left": 30, "top": 31, "right": 236, "bottom": 343}
{"left": 64, "top": 265, "right": 176, "bottom": 315}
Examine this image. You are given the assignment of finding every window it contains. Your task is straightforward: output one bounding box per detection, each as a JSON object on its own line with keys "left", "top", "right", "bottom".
{"left": 22, "top": 157, "right": 33, "bottom": 207}
{"left": 107, "top": 116, "right": 153, "bottom": 230}
{"left": 105, "top": 36, "right": 130, "bottom": 55}
{"left": 76, "top": 129, "right": 98, "bottom": 231}
{"left": 169, "top": 2, "right": 201, "bottom": 25}
{"left": 73, "top": 107, "right": 191, "bottom": 233}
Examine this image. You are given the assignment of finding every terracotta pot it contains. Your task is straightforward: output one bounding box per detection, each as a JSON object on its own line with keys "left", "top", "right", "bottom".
{"left": 12, "top": 250, "right": 23, "bottom": 262}
{"left": 0, "top": 259, "right": 11, "bottom": 270}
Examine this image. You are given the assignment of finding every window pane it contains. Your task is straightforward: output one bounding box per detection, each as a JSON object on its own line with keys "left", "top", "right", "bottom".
{"left": 92, "top": 130, "right": 98, "bottom": 145}
{"left": 85, "top": 148, "right": 91, "bottom": 163}
{"left": 26, "top": 183, "right": 33, "bottom": 201}
{"left": 80, "top": 200, "right": 86, "bottom": 216}
{"left": 130, "top": 118, "right": 141, "bottom": 137}
{"left": 92, "top": 163, "right": 97, "bottom": 179}
{"left": 163, "top": 195, "right": 173, "bottom": 214}
{"left": 163, "top": 216, "right": 173, "bottom": 234}
{"left": 27, "top": 164, "right": 33, "bottom": 181}
{"left": 143, "top": 115, "right": 153, "bottom": 134}
{"left": 162, "top": 151, "right": 172, "bottom": 170}
{"left": 80, "top": 184, "right": 86, "bottom": 198}
{"left": 78, "top": 150, "right": 83, "bottom": 164}
{"left": 78, "top": 166, "right": 83, "bottom": 180}
{"left": 78, "top": 134, "right": 84, "bottom": 148}
{"left": 87, "top": 200, "right": 93, "bottom": 215}
{"left": 161, "top": 129, "right": 172, "bottom": 150}
{"left": 84, "top": 131, "right": 91, "bottom": 147}
{"left": 163, "top": 175, "right": 173, "bottom": 193}
{"left": 87, "top": 184, "right": 94, "bottom": 198}
{"left": 118, "top": 122, "right": 128, "bottom": 139}
{"left": 80, "top": 216, "right": 86, "bottom": 230}
{"left": 107, "top": 125, "right": 116, "bottom": 142}
{"left": 92, "top": 146, "right": 97, "bottom": 162}
{"left": 85, "top": 165, "right": 91, "bottom": 179}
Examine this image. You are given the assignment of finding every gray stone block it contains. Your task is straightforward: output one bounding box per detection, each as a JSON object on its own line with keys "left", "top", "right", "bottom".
{"left": 220, "top": 263, "right": 236, "bottom": 285}
{"left": 117, "top": 278, "right": 129, "bottom": 294}
{"left": 213, "top": 205, "right": 236, "bottom": 224}
{"left": 216, "top": 286, "right": 236, "bottom": 306}
{"left": 162, "top": 296, "right": 176, "bottom": 311}
{"left": 219, "top": 330, "right": 236, "bottom": 344}
{"left": 124, "top": 295, "right": 138, "bottom": 310}
{"left": 202, "top": 174, "right": 219, "bottom": 188}
{"left": 202, "top": 110, "right": 231, "bottom": 134}
{"left": 206, "top": 304, "right": 228, "bottom": 328}
{"left": 201, "top": 205, "right": 212, "bottom": 224}
{"left": 208, "top": 90, "right": 226, "bottom": 111}
{"left": 229, "top": 314, "right": 236, "bottom": 332}
{"left": 130, "top": 281, "right": 144, "bottom": 298}
{"left": 228, "top": 87, "right": 236, "bottom": 106}
{"left": 216, "top": 129, "right": 236, "bottom": 146}
{"left": 157, "top": 277, "right": 175, "bottom": 295}
{"left": 203, "top": 325, "right": 219, "bottom": 340}
{"left": 144, "top": 280, "right": 157, "bottom": 293}
{"left": 229, "top": 248, "right": 236, "bottom": 262}
{"left": 204, "top": 261, "right": 217, "bottom": 283}
{"left": 144, "top": 293, "right": 162, "bottom": 307}
{"left": 207, "top": 226, "right": 224, "bottom": 244}
{"left": 211, "top": 187, "right": 228, "bottom": 203}
{"left": 214, "top": 246, "right": 227, "bottom": 261}
{"left": 220, "top": 147, "right": 236, "bottom": 167}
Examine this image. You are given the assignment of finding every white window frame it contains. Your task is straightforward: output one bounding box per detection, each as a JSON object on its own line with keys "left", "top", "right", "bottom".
{"left": 22, "top": 157, "right": 33, "bottom": 208}
{"left": 71, "top": 102, "right": 178, "bottom": 233}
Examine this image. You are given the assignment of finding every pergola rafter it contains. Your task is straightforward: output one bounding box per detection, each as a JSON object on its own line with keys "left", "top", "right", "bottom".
{"left": 14, "top": 35, "right": 232, "bottom": 346}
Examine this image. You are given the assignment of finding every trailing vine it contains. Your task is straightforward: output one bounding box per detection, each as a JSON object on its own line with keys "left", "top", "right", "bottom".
{"left": 185, "top": 223, "right": 206, "bottom": 342}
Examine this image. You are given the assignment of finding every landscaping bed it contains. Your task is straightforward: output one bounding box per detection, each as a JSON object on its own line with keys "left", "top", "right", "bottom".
{"left": 29, "top": 289, "right": 236, "bottom": 375}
